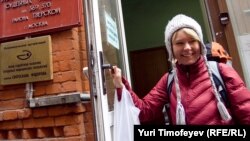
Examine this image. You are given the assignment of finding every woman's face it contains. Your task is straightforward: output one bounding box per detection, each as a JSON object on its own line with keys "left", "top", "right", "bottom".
{"left": 172, "top": 29, "right": 201, "bottom": 65}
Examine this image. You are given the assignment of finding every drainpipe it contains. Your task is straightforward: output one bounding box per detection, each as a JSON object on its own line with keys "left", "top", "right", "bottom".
{"left": 25, "top": 83, "right": 34, "bottom": 104}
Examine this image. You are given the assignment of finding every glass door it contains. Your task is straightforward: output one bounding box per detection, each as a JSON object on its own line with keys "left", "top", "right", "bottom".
{"left": 84, "top": 0, "right": 130, "bottom": 140}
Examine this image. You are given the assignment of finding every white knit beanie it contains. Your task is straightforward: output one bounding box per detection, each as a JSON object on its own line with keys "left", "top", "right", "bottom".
{"left": 164, "top": 14, "right": 206, "bottom": 62}
{"left": 164, "top": 14, "right": 231, "bottom": 125}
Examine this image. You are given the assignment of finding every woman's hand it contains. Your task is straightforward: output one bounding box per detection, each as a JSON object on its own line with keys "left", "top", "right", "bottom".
{"left": 110, "top": 66, "right": 123, "bottom": 88}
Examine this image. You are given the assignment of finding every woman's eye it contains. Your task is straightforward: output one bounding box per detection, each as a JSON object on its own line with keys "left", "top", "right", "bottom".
{"left": 175, "top": 42, "right": 184, "bottom": 45}
{"left": 189, "top": 40, "right": 197, "bottom": 44}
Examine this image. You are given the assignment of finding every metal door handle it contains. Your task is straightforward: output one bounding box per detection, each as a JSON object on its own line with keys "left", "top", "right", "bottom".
{"left": 102, "top": 64, "right": 112, "bottom": 69}
{"left": 99, "top": 51, "right": 114, "bottom": 95}
{"left": 102, "top": 63, "right": 114, "bottom": 74}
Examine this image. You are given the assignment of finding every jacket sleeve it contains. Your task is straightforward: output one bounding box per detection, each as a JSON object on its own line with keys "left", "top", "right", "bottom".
{"left": 119, "top": 74, "right": 169, "bottom": 124}
{"left": 219, "top": 63, "right": 250, "bottom": 124}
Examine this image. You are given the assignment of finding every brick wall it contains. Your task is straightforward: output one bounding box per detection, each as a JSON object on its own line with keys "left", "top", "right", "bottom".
{"left": 0, "top": 21, "right": 95, "bottom": 140}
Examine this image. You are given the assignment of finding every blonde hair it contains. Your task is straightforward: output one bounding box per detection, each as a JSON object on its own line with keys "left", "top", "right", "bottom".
{"left": 172, "top": 28, "right": 200, "bottom": 42}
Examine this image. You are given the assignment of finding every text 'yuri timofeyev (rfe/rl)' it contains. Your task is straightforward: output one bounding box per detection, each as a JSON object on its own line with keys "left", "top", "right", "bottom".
{"left": 134, "top": 125, "right": 249, "bottom": 140}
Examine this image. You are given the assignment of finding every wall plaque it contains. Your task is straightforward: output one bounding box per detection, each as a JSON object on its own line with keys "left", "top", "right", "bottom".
{"left": 0, "top": 0, "right": 82, "bottom": 41}
{"left": 0, "top": 35, "right": 53, "bottom": 85}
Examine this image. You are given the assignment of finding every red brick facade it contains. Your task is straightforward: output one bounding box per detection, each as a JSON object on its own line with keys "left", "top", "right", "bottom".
{"left": 0, "top": 15, "right": 95, "bottom": 141}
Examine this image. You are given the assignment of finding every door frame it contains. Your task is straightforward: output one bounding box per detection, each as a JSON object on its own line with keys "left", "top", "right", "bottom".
{"left": 83, "top": 0, "right": 131, "bottom": 141}
{"left": 84, "top": 0, "right": 106, "bottom": 140}
{"left": 202, "top": 0, "right": 245, "bottom": 81}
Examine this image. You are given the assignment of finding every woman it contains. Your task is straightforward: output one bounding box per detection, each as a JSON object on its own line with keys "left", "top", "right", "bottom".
{"left": 111, "top": 14, "right": 250, "bottom": 125}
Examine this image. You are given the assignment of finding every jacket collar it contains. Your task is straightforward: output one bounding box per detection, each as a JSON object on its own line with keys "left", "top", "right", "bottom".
{"left": 176, "top": 56, "right": 205, "bottom": 74}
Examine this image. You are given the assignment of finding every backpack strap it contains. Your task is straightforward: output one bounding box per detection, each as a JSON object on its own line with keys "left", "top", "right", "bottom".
{"left": 208, "top": 61, "right": 229, "bottom": 107}
{"left": 208, "top": 61, "right": 225, "bottom": 89}
{"left": 167, "top": 70, "right": 174, "bottom": 96}
{"left": 163, "top": 70, "right": 174, "bottom": 124}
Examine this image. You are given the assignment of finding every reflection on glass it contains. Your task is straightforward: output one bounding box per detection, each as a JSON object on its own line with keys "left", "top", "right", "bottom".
{"left": 98, "top": 0, "right": 124, "bottom": 111}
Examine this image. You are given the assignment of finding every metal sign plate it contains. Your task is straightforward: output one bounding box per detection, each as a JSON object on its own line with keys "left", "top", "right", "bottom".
{"left": 0, "top": 35, "right": 53, "bottom": 85}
